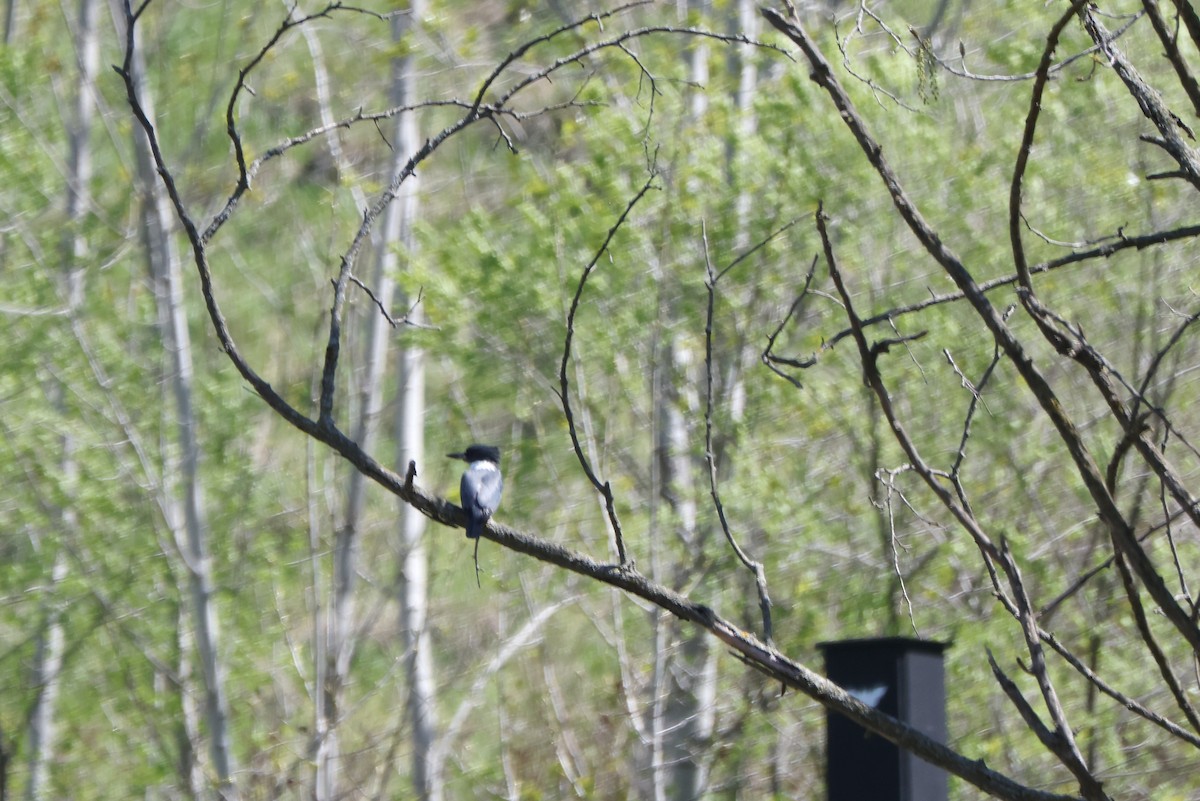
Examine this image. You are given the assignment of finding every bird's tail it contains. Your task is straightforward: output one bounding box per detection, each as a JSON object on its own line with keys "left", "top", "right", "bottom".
{"left": 466, "top": 519, "right": 483, "bottom": 539}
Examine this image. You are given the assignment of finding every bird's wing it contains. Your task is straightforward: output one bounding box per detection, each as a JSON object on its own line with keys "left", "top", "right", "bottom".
{"left": 460, "top": 472, "right": 477, "bottom": 510}
{"left": 471, "top": 469, "right": 503, "bottom": 518}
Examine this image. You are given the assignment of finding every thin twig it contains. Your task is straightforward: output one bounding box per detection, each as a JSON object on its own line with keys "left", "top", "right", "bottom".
{"left": 944, "top": 332, "right": 1005, "bottom": 482}
{"left": 815, "top": 203, "right": 1006, "bottom": 590}
{"left": 219, "top": 3, "right": 373, "bottom": 231}
{"left": 912, "top": 13, "right": 1139, "bottom": 84}
{"left": 345, "top": 277, "right": 433, "bottom": 330}
{"left": 1041, "top": 621, "right": 1200, "bottom": 747}
{"left": 1009, "top": 0, "right": 1090, "bottom": 290}
{"left": 559, "top": 176, "right": 659, "bottom": 566}
{"left": 818, "top": 223, "right": 1200, "bottom": 353}
{"left": 761, "top": 254, "right": 818, "bottom": 387}
{"left": 872, "top": 468, "right": 921, "bottom": 636}
{"left": 700, "top": 223, "right": 774, "bottom": 643}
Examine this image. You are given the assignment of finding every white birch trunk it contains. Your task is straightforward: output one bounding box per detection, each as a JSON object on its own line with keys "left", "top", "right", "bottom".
{"left": 175, "top": 597, "right": 205, "bottom": 798}
{"left": 322, "top": 4, "right": 429, "bottom": 798}
{"left": 118, "top": 4, "right": 239, "bottom": 795}
{"left": 24, "top": 554, "right": 67, "bottom": 801}
{"left": 399, "top": 345, "right": 435, "bottom": 801}
{"left": 683, "top": 0, "right": 711, "bottom": 120}
{"left": 732, "top": 0, "right": 759, "bottom": 251}
{"left": 26, "top": 2, "right": 97, "bottom": 796}
{"left": 656, "top": 341, "right": 717, "bottom": 801}
{"left": 650, "top": 5, "right": 722, "bottom": 796}
{"left": 386, "top": 4, "right": 437, "bottom": 798}
{"left": 293, "top": 15, "right": 359, "bottom": 800}
{"left": 322, "top": 40, "right": 400, "bottom": 800}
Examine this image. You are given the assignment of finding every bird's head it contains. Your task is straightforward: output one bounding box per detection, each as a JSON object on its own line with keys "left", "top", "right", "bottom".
{"left": 447, "top": 444, "right": 501, "bottom": 465}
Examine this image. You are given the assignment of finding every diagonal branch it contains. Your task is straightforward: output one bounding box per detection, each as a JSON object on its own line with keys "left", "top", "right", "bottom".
{"left": 814, "top": 203, "right": 1095, "bottom": 798}
{"left": 1112, "top": 550, "right": 1200, "bottom": 735}
{"left": 195, "top": 1, "right": 784, "bottom": 433}
{"left": 815, "top": 203, "right": 1006, "bottom": 594}
{"left": 762, "top": 4, "right": 1200, "bottom": 658}
{"left": 1172, "top": 0, "right": 1200, "bottom": 54}
{"left": 114, "top": 0, "right": 321, "bottom": 442}
{"left": 1142, "top": 0, "right": 1200, "bottom": 117}
{"left": 1080, "top": 5, "right": 1200, "bottom": 191}
{"left": 987, "top": 652, "right": 1061, "bottom": 754}
{"left": 1040, "top": 620, "right": 1200, "bottom": 748}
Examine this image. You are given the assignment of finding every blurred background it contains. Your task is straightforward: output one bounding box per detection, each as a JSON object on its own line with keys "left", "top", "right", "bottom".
{"left": 3, "top": 1, "right": 1199, "bottom": 798}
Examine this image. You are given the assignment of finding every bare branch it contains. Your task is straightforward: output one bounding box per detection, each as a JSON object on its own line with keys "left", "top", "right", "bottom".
{"left": 818, "top": 223, "right": 1200, "bottom": 352}
{"left": 701, "top": 223, "right": 774, "bottom": 643}
{"left": 873, "top": 468, "right": 923, "bottom": 635}
{"left": 1172, "top": 0, "right": 1200, "bottom": 55}
{"left": 1080, "top": 6, "right": 1200, "bottom": 191}
{"left": 915, "top": 13, "right": 1139, "bottom": 84}
{"left": 114, "top": 3, "right": 1200, "bottom": 796}
{"left": 763, "top": 4, "right": 1200, "bottom": 657}
{"left": 995, "top": 542, "right": 1104, "bottom": 799}
{"left": 986, "top": 651, "right": 1063, "bottom": 756}
{"left": 1040, "top": 623, "right": 1200, "bottom": 748}
{"left": 559, "top": 176, "right": 659, "bottom": 566}
{"left": 1009, "top": 0, "right": 1089, "bottom": 291}
{"left": 1112, "top": 551, "right": 1200, "bottom": 735}
{"left": 345, "top": 276, "right": 432, "bottom": 331}
{"left": 1131, "top": 302, "right": 1200, "bottom": 422}
{"left": 218, "top": 3, "right": 380, "bottom": 230}
{"left": 943, "top": 339, "right": 1003, "bottom": 481}
{"left": 115, "top": 0, "right": 325, "bottom": 445}
{"left": 1142, "top": 0, "right": 1200, "bottom": 117}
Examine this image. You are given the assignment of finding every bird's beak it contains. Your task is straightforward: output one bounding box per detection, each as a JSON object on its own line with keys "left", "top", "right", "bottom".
{"left": 447, "top": 451, "right": 465, "bottom": 460}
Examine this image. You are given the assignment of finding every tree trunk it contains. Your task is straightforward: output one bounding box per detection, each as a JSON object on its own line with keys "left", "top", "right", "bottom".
{"left": 323, "top": 15, "right": 404, "bottom": 787}
{"left": 387, "top": 4, "right": 438, "bottom": 798}
{"left": 655, "top": 336, "right": 717, "bottom": 801}
{"left": 649, "top": 5, "right": 721, "bottom": 798}
{"left": 121, "top": 4, "right": 239, "bottom": 795}
{"left": 731, "top": 0, "right": 758, "bottom": 251}
{"left": 23, "top": 554, "right": 67, "bottom": 801}
{"left": 26, "top": 2, "right": 97, "bottom": 796}
{"left": 683, "top": 0, "right": 711, "bottom": 120}
{"left": 3, "top": 0, "right": 17, "bottom": 46}
{"left": 294, "top": 15, "right": 361, "bottom": 799}
{"left": 323, "top": 2, "right": 429, "bottom": 797}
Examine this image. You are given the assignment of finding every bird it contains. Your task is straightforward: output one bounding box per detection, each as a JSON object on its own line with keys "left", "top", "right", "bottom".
{"left": 447, "top": 444, "right": 503, "bottom": 540}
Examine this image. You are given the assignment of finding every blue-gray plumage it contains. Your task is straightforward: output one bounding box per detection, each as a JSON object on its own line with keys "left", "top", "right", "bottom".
{"left": 447, "top": 444, "right": 503, "bottom": 539}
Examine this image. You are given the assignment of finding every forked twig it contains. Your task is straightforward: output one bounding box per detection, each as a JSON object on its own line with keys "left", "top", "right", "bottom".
{"left": 761, "top": 254, "right": 819, "bottom": 387}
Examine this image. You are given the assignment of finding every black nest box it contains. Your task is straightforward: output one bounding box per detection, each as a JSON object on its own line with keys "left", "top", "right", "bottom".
{"left": 818, "top": 637, "right": 950, "bottom": 801}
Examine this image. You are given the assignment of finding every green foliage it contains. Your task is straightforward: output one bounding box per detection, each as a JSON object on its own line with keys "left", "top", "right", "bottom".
{"left": 5, "top": 1, "right": 1200, "bottom": 800}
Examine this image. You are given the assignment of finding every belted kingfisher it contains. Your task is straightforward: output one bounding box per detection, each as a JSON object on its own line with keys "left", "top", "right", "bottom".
{"left": 447, "top": 444, "right": 503, "bottom": 539}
